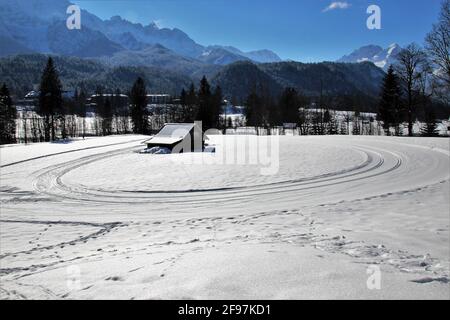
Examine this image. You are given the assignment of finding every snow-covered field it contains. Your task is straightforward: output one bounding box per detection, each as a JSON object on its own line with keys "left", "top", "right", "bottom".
{"left": 0, "top": 135, "right": 449, "bottom": 299}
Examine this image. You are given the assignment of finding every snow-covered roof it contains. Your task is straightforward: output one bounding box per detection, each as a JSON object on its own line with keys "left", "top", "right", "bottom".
{"left": 144, "top": 123, "right": 197, "bottom": 145}
{"left": 158, "top": 123, "right": 195, "bottom": 137}
{"left": 145, "top": 136, "right": 184, "bottom": 146}
{"left": 90, "top": 94, "right": 128, "bottom": 98}
{"left": 25, "top": 90, "right": 39, "bottom": 98}
{"left": 146, "top": 94, "right": 171, "bottom": 97}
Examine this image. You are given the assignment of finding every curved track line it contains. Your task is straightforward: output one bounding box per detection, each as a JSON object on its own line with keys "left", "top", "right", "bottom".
{"left": 32, "top": 144, "right": 403, "bottom": 205}
{"left": 0, "top": 138, "right": 145, "bottom": 168}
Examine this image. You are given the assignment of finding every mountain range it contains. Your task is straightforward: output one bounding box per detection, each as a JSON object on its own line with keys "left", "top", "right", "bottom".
{"left": 0, "top": 0, "right": 282, "bottom": 65}
{"left": 337, "top": 44, "right": 402, "bottom": 71}
{"left": 0, "top": 0, "right": 390, "bottom": 110}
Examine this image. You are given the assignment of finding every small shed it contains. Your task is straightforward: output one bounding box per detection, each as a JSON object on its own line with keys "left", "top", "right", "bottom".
{"left": 144, "top": 123, "right": 206, "bottom": 153}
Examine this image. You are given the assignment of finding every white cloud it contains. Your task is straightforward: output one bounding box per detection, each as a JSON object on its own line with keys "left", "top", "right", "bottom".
{"left": 322, "top": 2, "right": 351, "bottom": 12}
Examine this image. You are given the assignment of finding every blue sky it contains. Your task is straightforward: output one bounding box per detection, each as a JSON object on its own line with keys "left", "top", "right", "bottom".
{"left": 73, "top": 0, "right": 443, "bottom": 62}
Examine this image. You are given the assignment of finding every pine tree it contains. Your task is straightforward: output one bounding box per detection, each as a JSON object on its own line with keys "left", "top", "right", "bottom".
{"left": 323, "top": 109, "right": 332, "bottom": 134}
{"left": 197, "top": 76, "right": 213, "bottom": 130}
{"left": 38, "top": 57, "right": 63, "bottom": 141}
{"left": 352, "top": 107, "right": 361, "bottom": 135}
{"left": 262, "top": 92, "right": 277, "bottom": 131}
{"left": 212, "top": 85, "right": 223, "bottom": 130}
{"left": 186, "top": 83, "right": 198, "bottom": 122}
{"left": 378, "top": 66, "right": 403, "bottom": 135}
{"left": 179, "top": 88, "right": 189, "bottom": 123}
{"left": 96, "top": 86, "right": 113, "bottom": 136}
{"left": 111, "top": 89, "right": 119, "bottom": 118}
{"left": 101, "top": 98, "right": 112, "bottom": 135}
{"left": 421, "top": 107, "right": 439, "bottom": 136}
{"left": 75, "top": 85, "right": 87, "bottom": 116}
{"left": 323, "top": 109, "right": 331, "bottom": 124}
{"left": 267, "top": 94, "right": 281, "bottom": 127}
{"left": 279, "top": 87, "right": 300, "bottom": 124}
{"left": 73, "top": 88, "right": 79, "bottom": 113}
{"left": 0, "top": 84, "right": 17, "bottom": 144}
{"left": 94, "top": 86, "right": 104, "bottom": 136}
{"left": 245, "top": 89, "right": 262, "bottom": 128}
{"left": 130, "top": 77, "right": 148, "bottom": 134}
{"left": 77, "top": 85, "right": 87, "bottom": 138}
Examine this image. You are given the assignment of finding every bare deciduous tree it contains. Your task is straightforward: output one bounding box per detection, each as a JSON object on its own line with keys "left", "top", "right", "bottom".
{"left": 394, "top": 43, "right": 429, "bottom": 136}
{"left": 426, "top": 0, "right": 450, "bottom": 102}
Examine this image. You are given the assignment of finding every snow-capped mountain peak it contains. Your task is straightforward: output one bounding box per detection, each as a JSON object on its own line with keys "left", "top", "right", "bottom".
{"left": 337, "top": 43, "right": 402, "bottom": 71}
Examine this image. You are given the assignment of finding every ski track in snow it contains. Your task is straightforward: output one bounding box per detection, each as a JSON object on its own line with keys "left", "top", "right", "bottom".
{"left": 0, "top": 135, "right": 449, "bottom": 299}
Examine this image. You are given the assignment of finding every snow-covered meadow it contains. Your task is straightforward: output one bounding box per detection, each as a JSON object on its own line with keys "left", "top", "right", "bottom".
{"left": 0, "top": 134, "right": 449, "bottom": 299}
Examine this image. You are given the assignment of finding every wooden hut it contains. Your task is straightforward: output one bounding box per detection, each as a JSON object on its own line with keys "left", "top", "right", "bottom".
{"left": 144, "top": 123, "right": 205, "bottom": 153}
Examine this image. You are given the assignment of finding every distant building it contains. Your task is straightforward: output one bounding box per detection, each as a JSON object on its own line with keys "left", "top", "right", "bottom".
{"left": 144, "top": 123, "right": 205, "bottom": 153}
{"left": 283, "top": 123, "right": 297, "bottom": 129}
{"left": 147, "top": 94, "right": 172, "bottom": 105}
{"left": 146, "top": 94, "right": 176, "bottom": 115}
{"left": 87, "top": 94, "right": 129, "bottom": 113}
{"left": 18, "top": 89, "right": 77, "bottom": 111}
{"left": 15, "top": 90, "right": 39, "bottom": 111}
{"left": 24, "top": 90, "right": 39, "bottom": 99}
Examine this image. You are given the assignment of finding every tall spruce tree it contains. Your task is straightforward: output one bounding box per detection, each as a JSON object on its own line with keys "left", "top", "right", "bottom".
{"left": 101, "top": 98, "right": 113, "bottom": 135}
{"left": 77, "top": 85, "right": 87, "bottom": 138}
{"left": 93, "top": 86, "right": 104, "bottom": 136}
{"left": 352, "top": 107, "right": 361, "bottom": 135}
{"left": 186, "top": 83, "right": 198, "bottom": 122}
{"left": 197, "top": 76, "right": 213, "bottom": 130}
{"left": 279, "top": 87, "right": 300, "bottom": 124}
{"left": 378, "top": 66, "right": 403, "bottom": 135}
{"left": 212, "top": 85, "right": 223, "bottom": 130}
{"left": 0, "top": 84, "right": 17, "bottom": 144}
{"left": 179, "top": 88, "right": 189, "bottom": 123}
{"left": 130, "top": 77, "right": 148, "bottom": 134}
{"left": 38, "top": 57, "right": 63, "bottom": 141}
{"left": 245, "top": 88, "right": 263, "bottom": 128}
{"left": 267, "top": 93, "right": 280, "bottom": 127}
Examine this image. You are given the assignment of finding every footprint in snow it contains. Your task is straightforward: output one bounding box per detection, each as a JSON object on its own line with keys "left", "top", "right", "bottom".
{"left": 105, "top": 276, "right": 123, "bottom": 281}
{"left": 411, "top": 277, "right": 449, "bottom": 284}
